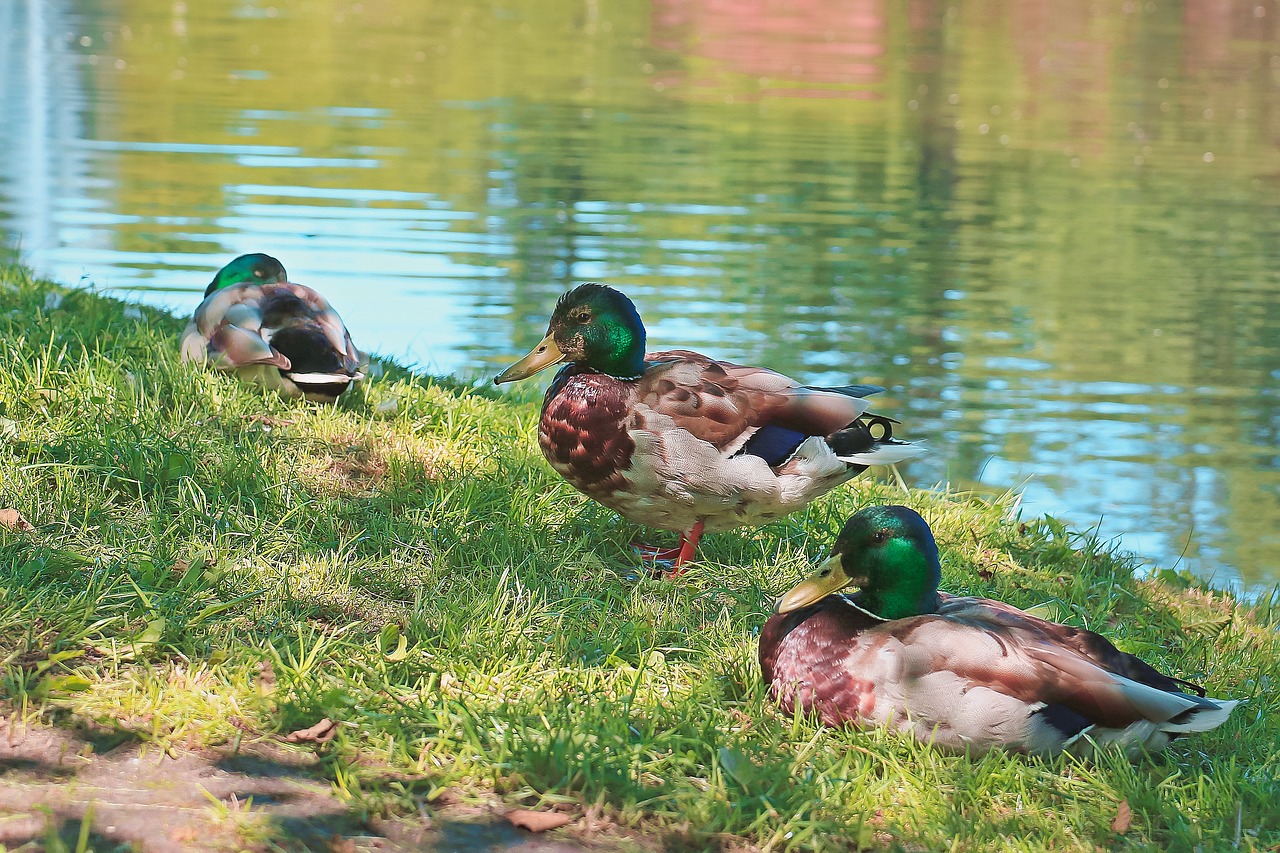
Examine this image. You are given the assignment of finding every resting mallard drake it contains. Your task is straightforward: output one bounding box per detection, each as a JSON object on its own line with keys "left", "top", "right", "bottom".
{"left": 180, "top": 253, "right": 366, "bottom": 403}
{"left": 761, "top": 505, "right": 1239, "bottom": 756}
{"left": 493, "top": 284, "right": 923, "bottom": 569}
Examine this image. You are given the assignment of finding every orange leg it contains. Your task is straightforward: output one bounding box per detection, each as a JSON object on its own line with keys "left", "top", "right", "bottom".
{"left": 633, "top": 520, "right": 706, "bottom": 576}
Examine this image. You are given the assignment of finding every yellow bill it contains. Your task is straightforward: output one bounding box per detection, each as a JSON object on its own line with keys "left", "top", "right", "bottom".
{"left": 775, "top": 552, "right": 864, "bottom": 614}
{"left": 494, "top": 333, "right": 566, "bottom": 384}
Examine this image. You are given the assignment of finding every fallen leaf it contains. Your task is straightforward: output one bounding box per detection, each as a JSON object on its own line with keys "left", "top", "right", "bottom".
{"left": 284, "top": 718, "right": 338, "bottom": 744}
{"left": 1111, "top": 799, "right": 1132, "bottom": 834}
{"left": 169, "top": 827, "right": 201, "bottom": 843}
{"left": 0, "top": 509, "right": 34, "bottom": 532}
{"left": 327, "top": 835, "right": 357, "bottom": 853}
{"left": 718, "top": 746, "right": 752, "bottom": 788}
{"left": 1185, "top": 616, "right": 1232, "bottom": 639}
{"left": 506, "top": 809, "right": 571, "bottom": 833}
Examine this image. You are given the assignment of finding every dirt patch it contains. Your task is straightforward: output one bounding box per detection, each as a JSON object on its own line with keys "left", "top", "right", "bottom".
{"left": 321, "top": 442, "right": 390, "bottom": 494}
{"left": 0, "top": 720, "right": 637, "bottom": 852}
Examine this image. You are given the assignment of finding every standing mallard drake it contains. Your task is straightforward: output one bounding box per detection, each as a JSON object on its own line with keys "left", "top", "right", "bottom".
{"left": 493, "top": 284, "right": 924, "bottom": 569}
{"left": 180, "top": 253, "right": 366, "bottom": 403}
{"left": 761, "top": 505, "right": 1239, "bottom": 756}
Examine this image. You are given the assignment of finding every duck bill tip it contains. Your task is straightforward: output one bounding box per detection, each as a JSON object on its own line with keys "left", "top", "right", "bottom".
{"left": 494, "top": 333, "right": 564, "bottom": 384}
{"left": 775, "top": 553, "right": 856, "bottom": 614}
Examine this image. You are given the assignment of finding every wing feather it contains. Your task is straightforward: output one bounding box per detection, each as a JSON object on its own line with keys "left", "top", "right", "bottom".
{"left": 638, "top": 350, "right": 875, "bottom": 449}
{"left": 187, "top": 281, "right": 361, "bottom": 375}
{"left": 901, "top": 600, "right": 1210, "bottom": 727}
{"left": 206, "top": 325, "right": 291, "bottom": 370}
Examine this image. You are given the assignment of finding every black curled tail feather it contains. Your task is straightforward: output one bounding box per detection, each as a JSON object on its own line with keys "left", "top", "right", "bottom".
{"left": 827, "top": 415, "right": 898, "bottom": 457}
{"left": 270, "top": 324, "right": 348, "bottom": 377}
{"left": 1170, "top": 676, "right": 1208, "bottom": 698}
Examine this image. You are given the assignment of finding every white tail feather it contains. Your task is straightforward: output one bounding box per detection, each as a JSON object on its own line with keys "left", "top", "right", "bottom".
{"left": 837, "top": 442, "right": 927, "bottom": 466}
{"left": 1161, "top": 698, "right": 1239, "bottom": 733}
{"left": 1109, "top": 672, "right": 1210, "bottom": 722}
{"left": 1066, "top": 699, "right": 1237, "bottom": 757}
{"left": 287, "top": 372, "right": 362, "bottom": 384}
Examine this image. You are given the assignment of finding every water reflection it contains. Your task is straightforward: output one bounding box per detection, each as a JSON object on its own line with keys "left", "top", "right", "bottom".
{"left": 650, "top": 0, "right": 888, "bottom": 96}
{"left": 1, "top": 0, "right": 1277, "bottom": 593}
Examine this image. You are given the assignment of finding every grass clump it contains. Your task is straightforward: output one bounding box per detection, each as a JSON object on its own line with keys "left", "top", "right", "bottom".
{"left": 1, "top": 262, "right": 1277, "bottom": 851}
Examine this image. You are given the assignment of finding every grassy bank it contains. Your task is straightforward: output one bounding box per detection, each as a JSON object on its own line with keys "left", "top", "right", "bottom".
{"left": 1, "top": 262, "right": 1277, "bottom": 852}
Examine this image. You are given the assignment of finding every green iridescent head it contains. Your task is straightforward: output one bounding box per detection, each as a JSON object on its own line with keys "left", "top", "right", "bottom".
{"left": 776, "top": 505, "right": 942, "bottom": 620}
{"left": 204, "top": 253, "right": 288, "bottom": 297}
{"left": 494, "top": 283, "right": 647, "bottom": 384}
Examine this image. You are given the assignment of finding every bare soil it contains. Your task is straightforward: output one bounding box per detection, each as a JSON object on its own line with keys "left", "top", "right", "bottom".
{"left": 0, "top": 719, "right": 634, "bottom": 852}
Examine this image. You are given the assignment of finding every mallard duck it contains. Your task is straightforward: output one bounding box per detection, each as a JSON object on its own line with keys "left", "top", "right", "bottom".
{"left": 493, "top": 284, "right": 924, "bottom": 569}
{"left": 180, "top": 253, "right": 366, "bottom": 403}
{"left": 200, "top": 251, "right": 288, "bottom": 296}
{"left": 761, "top": 505, "right": 1239, "bottom": 756}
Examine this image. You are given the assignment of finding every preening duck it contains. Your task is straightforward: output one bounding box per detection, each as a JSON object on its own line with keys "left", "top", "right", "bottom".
{"left": 180, "top": 253, "right": 366, "bottom": 403}
{"left": 493, "top": 284, "right": 923, "bottom": 569}
{"left": 760, "top": 505, "right": 1239, "bottom": 756}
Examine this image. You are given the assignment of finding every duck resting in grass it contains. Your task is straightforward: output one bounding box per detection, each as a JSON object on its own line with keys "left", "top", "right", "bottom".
{"left": 493, "top": 283, "right": 924, "bottom": 570}
{"left": 761, "top": 505, "right": 1239, "bottom": 756}
{"left": 180, "top": 253, "right": 366, "bottom": 403}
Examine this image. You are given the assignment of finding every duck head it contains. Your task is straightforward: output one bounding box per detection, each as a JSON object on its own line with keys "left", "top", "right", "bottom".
{"left": 494, "top": 283, "right": 647, "bottom": 384}
{"left": 776, "top": 505, "right": 942, "bottom": 620}
{"left": 205, "top": 253, "right": 288, "bottom": 297}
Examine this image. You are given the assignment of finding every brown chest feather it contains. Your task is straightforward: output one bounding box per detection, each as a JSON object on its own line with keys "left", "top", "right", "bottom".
{"left": 538, "top": 370, "right": 636, "bottom": 489}
{"left": 759, "top": 600, "right": 885, "bottom": 725}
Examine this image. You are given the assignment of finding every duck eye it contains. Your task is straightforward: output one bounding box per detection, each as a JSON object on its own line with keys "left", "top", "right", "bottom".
{"left": 574, "top": 311, "right": 590, "bottom": 324}
{"left": 872, "top": 529, "right": 891, "bottom": 544}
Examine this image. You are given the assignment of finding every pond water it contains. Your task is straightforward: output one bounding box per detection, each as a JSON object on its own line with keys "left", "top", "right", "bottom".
{"left": 2, "top": 0, "right": 1278, "bottom": 594}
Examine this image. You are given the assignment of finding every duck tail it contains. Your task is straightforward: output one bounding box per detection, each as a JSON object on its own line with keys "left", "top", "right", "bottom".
{"left": 1161, "top": 697, "right": 1240, "bottom": 734}
{"left": 1069, "top": 697, "right": 1238, "bottom": 757}
{"left": 270, "top": 324, "right": 364, "bottom": 399}
{"left": 286, "top": 371, "right": 365, "bottom": 386}
{"left": 829, "top": 415, "right": 927, "bottom": 466}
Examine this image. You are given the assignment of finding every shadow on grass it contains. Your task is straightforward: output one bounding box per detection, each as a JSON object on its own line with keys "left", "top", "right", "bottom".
{"left": 3, "top": 817, "right": 138, "bottom": 853}
{"left": 0, "top": 754, "right": 78, "bottom": 780}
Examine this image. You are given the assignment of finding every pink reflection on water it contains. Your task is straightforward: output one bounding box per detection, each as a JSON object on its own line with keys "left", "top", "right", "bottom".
{"left": 1182, "top": 0, "right": 1280, "bottom": 74}
{"left": 1007, "top": 0, "right": 1114, "bottom": 153}
{"left": 651, "top": 0, "right": 886, "bottom": 98}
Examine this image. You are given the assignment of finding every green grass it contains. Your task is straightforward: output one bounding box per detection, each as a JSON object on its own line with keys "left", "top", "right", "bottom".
{"left": 1, "top": 261, "right": 1277, "bottom": 852}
